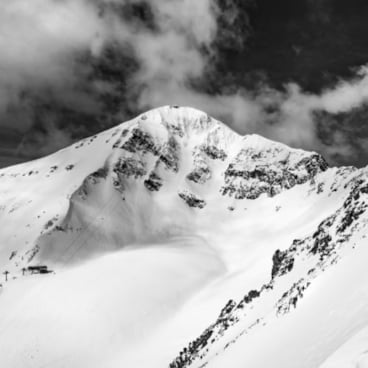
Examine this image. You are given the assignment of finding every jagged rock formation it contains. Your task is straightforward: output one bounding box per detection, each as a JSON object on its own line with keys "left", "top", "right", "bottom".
{"left": 178, "top": 191, "right": 206, "bottom": 209}
{"left": 221, "top": 147, "right": 328, "bottom": 200}
{"left": 144, "top": 172, "right": 163, "bottom": 191}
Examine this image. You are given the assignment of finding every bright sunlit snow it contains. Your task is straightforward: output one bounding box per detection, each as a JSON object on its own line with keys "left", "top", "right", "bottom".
{"left": 0, "top": 106, "right": 367, "bottom": 368}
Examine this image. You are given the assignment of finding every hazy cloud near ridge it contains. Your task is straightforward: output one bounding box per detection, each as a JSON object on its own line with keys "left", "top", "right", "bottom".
{"left": 0, "top": 1, "right": 107, "bottom": 109}
{"left": 0, "top": 0, "right": 368, "bottom": 166}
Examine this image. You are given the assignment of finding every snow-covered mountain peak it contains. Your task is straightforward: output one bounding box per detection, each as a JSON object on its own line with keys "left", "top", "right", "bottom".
{"left": 117, "top": 105, "right": 239, "bottom": 153}
{"left": 0, "top": 106, "right": 331, "bottom": 270}
{"left": 123, "top": 106, "right": 309, "bottom": 159}
{"left": 113, "top": 105, "right": 326, "bottom": 175}
{"left": 1, "top": 106, "right": 367, "bottom": 368}
{"left": 135, "top": 105, "right": 224, "bottom": 132}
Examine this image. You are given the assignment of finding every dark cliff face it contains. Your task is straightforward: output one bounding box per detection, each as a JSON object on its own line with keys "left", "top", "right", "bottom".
{"left": 109, "top": 120, "right": 181, "bottom": 197}
{"left": 221, "top": 150, "right": 329, "bottom": 200}
{"left": 178, "top": 191, "right": 206, "bottom": 209}
{"left": 144, "top": 172, "right": 163, "bottom": 191}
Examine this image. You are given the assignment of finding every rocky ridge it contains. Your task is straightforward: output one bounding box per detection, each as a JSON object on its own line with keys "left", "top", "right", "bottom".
{"left": 93, "top": 106, "right": 330, "bottom": 204}
{"left": 169, "top": 168, "right": 368, "bottom": 368}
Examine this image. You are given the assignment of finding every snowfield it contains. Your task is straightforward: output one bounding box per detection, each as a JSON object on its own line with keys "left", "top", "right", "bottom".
{"left": 0, "top": 106, "right": 367, "bottom": 367}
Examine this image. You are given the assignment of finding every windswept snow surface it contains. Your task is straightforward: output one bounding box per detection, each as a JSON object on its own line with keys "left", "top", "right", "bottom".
{"left": 0, "top": 106, "right": 367, "bottom": 367}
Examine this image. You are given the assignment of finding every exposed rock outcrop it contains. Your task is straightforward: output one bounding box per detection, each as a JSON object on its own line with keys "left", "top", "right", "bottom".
{"left": 121, "top": 128, "right": 160, "bottom": 155}
{"left": 113, "top": 158, "right": 147, "bottom": 179}
{"left": 144, "top": 172, "right": 163, "bottom": 191}
{"left": 221, "top": 148, "right": 329, "bottom": 200}
{"left": 178, "top": 191, "right": 206, "bottom": 209}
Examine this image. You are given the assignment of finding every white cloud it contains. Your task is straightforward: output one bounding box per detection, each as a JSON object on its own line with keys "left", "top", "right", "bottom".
{"left": 0, "top": 0, "right": 368, "bottom": 165}
{"left": 0, "top": 1, "right": 104, "bottom": 93}
{"left": 261, "top": 69, "right": 368, "bottom": 162}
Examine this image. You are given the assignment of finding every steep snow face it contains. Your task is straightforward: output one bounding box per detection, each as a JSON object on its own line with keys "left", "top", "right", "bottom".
{"left": 0, "top": 106, "right": 366, "bottom": 368}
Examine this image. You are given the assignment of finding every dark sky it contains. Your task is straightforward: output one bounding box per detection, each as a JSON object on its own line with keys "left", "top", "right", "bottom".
{"left": 223, "top": 0, "right": 368, "bottom": 92}
{"left": 1, "top": 0, "right": 368, "bottom": 168}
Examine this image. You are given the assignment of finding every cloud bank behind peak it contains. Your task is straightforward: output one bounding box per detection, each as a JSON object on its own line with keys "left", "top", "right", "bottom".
{"left": 0, "top": 0, "right": 368, "bottom": 167}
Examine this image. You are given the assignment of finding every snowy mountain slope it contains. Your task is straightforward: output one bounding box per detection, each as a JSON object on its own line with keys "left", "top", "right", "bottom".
{"left": 0, "top": 106, "right": 367, "bottom": 368}
{"left": 320, "top": 324, "right": 368, "bottom": 368}
{"left": 169, "top": 168, "right": 368, "bottom": 368}
{"left": 0, "top": 105, "right": 329, "bottom": 272}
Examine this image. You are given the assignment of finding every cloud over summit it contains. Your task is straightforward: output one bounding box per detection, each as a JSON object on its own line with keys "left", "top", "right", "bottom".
{"left": 0, "top": 0, "right": 368, "bottom": 167}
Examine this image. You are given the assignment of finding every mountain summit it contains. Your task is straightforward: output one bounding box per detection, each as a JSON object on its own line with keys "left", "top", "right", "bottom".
{"left": 0, "top": 106, "right": 367, "bottom": 368}
{"left": 0, "top": 105, "right": 328, "bottom": 268}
